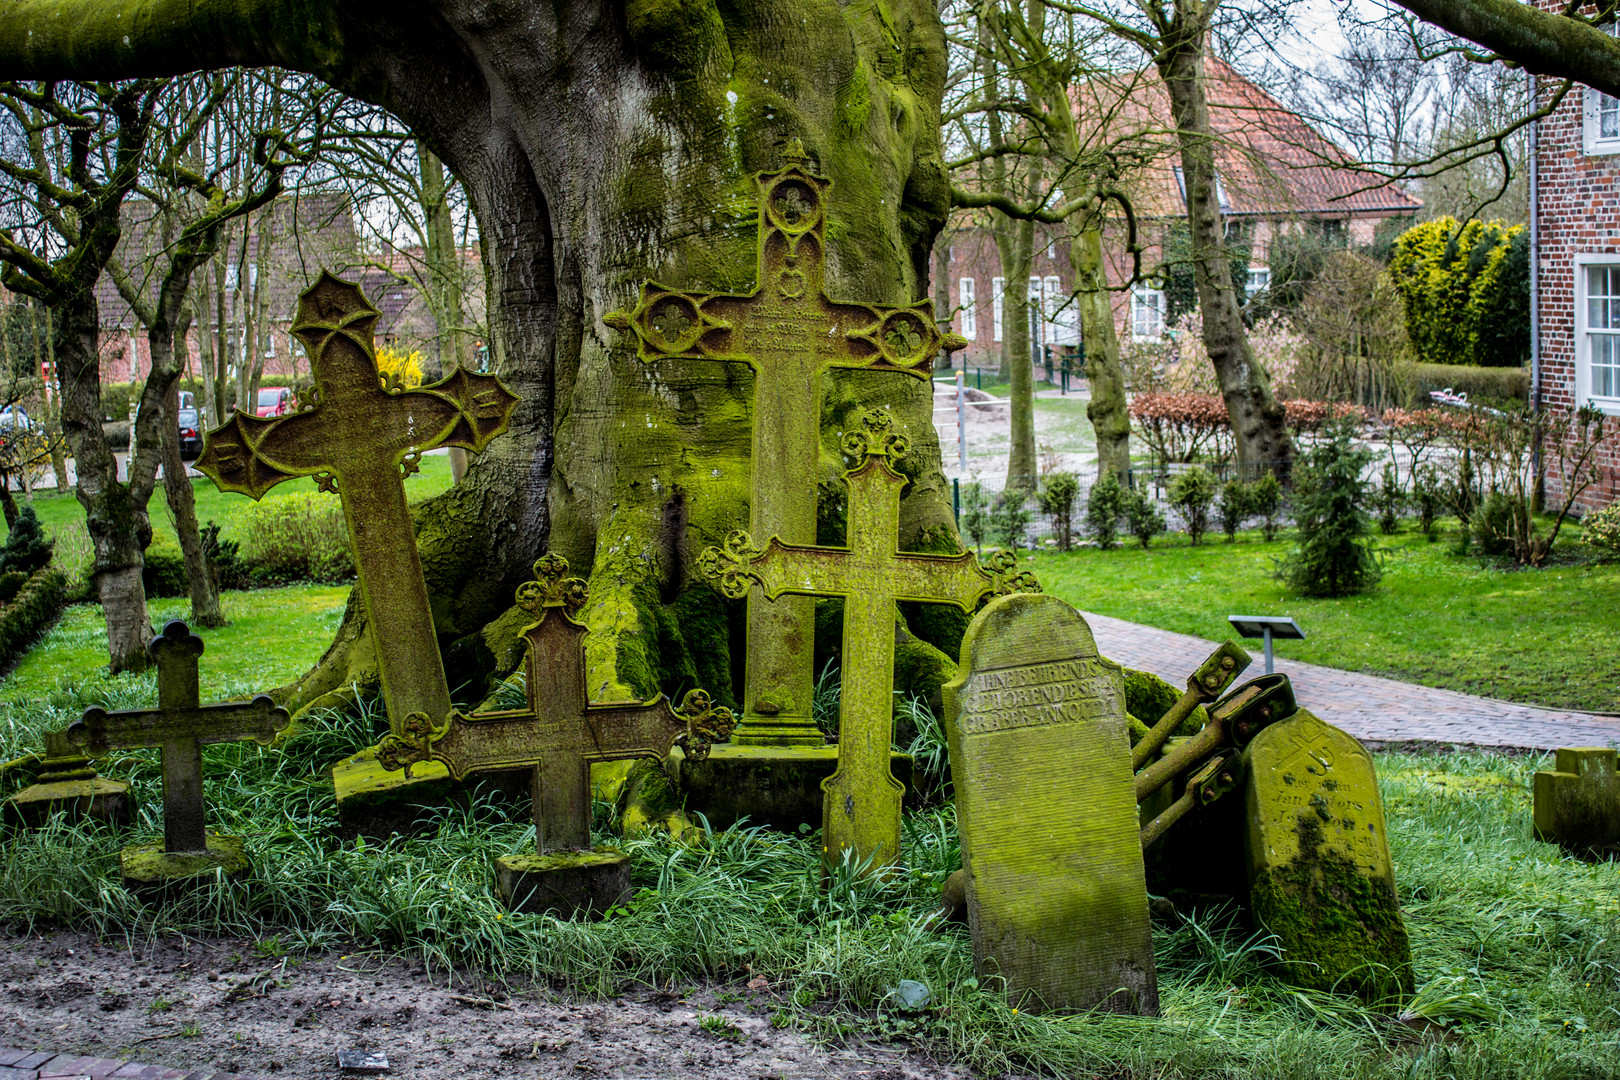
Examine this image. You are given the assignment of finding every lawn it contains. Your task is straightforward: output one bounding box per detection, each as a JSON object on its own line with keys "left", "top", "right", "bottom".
{"left": 1028, "top": 525, "right": 1620, "bottom": 714}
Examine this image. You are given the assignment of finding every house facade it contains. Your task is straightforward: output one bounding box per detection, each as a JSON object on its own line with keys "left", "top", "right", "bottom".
{"left": 1532, "top": 3, "right": 1620, "bottom": 512}
{"left": 944, "top": 59, "right": 1419, "bottom": 373}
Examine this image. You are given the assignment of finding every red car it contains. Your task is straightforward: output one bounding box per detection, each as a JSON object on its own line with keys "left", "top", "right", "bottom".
{"left": 255, "top": 387, "right": 294, "bottom": 417}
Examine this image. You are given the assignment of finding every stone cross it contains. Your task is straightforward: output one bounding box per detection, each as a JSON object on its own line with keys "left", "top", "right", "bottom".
{"left": 700, "top": 411, "right": 1038, "bottom": 869}
{"left": 942, "top": 593, "right": 1157, "bottom": 1015}
{"left": 67, "top": 621, "right": 288, "bottom": 854}
{"left": 195, "top": 272, "right": 520, "bottom": 735}
{"left": 1534, "top": 748, "right": 1620, "bottom": 853}
{"left": 605, "top": 141, "right": 965, "bottom": 748}
{"left": 376, "top": 555, "right": 735, "bottom": 853}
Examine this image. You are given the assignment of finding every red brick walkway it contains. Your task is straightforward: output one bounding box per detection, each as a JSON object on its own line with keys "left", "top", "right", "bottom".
{"left": 0, "top": 1048, "right": 261, "bottom": 1079}
{"left": 1085, "top": 610, "right": 1620, "bottom": 752}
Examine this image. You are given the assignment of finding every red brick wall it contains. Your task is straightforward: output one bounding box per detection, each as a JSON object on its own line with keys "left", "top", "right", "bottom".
{"left": 1535, "top": 28, "right": 1620, "bottom": 512}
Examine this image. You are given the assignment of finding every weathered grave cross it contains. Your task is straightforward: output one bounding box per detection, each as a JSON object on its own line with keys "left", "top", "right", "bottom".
{"left": 196, "top": 273, "right": 520, "bottom": 734}
{"left": 67, "top": 621, "right": 288, "bottom": 854}
{"left": 376, "top": 555, "right": 736, "bottom": 853}
{"left": 605, "top": 141, "right": 965, "bottom": 747}
{"left": 700, "top": 411, "right": 1039, "bottom": 869}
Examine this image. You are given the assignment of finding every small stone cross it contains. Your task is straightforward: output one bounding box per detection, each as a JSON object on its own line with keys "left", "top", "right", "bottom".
{"left": 1534, "top": 748, "right": 1620, "bottom": 853}
{"left": 605, "top": 140, "right": 966, "bottom": 748}
{"left": 67, "top": 621, "right": 288, "bottom": 854}
{"left": 377, "top": 555, "right": 736, "bottom": 853}
{"left": 195, "top": 272, "right": 519, "bottom": 735}
{"left": 699, "top": 410, "right": 1039, "bottom": 869}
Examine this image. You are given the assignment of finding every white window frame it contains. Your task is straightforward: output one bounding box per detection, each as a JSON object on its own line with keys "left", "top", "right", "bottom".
{"left": 1587, "top": 25, "right": 1620, "bottom": 155}
{"left": 1131, "top": 283, "right": 1164, "bottom": 341}
{"left": 1044, "top": 275, "right": 1078, "bottom": 346}
{"left": 1245, "top": 266, "right": 1271, "bottom": 297}
{"left": 992, "top": 276, "right": 1005, "bottom": 342}
{"left": 1575, "top": 253, "right": 1620, "bottom": 414}
{"left": 957, "top": 277, "right": 977, "bottom": 339}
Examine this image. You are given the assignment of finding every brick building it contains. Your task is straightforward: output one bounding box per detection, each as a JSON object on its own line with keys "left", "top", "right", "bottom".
{"left": 1532, "top": 5, "right": 1620, "bottom": 512}
{"left": 944, "top": 59, "right": 1418, "bottom": 372}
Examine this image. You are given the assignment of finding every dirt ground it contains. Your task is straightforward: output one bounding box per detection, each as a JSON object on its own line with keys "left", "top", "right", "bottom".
{"left": 0, "top": 929, "right": 974, "bottom": 1079}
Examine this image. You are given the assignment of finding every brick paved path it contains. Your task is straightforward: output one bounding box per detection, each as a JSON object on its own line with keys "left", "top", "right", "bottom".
{"left": 1085, "top": 610, "right": 1620, "bottom": 752}
{"left": 0, "top": 1047, "right": 261, "bottom": 1080}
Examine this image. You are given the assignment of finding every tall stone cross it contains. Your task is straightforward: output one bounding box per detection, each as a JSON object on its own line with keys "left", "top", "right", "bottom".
{"left": 376, "top": 555, "right": 736, "bottom": 853}
{"left": 605, "top": 141, "right": 966, "bottom": 748}
{"left": 700, "top": 411, "right": 1039, "bottom": 869}
{"left": 67, "top": 621, "right": 288, "bottom": 854}
{"left": 196, "top": 272, "right": 520, "bottom": 735}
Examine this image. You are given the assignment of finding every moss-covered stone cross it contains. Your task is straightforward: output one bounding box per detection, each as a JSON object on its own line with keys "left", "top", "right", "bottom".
{"left": 375, "top": 555, "right": 736, "bottom": 853}
{"left": 196, "top": 273, "right": 519, "bottom": 736}
{"left": 605, "top": 141, "right": 965, "bottom": 748}
{"left": 699, "top": 411, "right": 1039, "bottom": 869}
{"left": 67, "top": 621, "right": 288, "bottom": 854}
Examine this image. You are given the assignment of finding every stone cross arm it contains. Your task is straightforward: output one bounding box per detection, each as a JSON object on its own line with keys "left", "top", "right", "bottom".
{"left": 69, "top": 695, "right": 287, "bottom": 757}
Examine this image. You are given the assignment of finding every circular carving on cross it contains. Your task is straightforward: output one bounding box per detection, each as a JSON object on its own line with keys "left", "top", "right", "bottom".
{"left": 841, "top": 408, "right": 910, "bottom": 463}
{"left": 516, "top": 553, "right": 589, "bottom": 616}
{"left": 879, "top": 312, "right": 927, "bottom": 364}
{"left": 775, "top": 269, "right": 807, "bottom": 299}
{"left": 649, "top": 297, "right": 700, "bottom": 351}
{"left": 767, "top": 180, "right": 819, "bottom": 233}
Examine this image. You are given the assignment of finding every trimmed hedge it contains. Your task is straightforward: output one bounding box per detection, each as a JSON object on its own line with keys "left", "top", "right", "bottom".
{"left": 0, "top": 566, "right": 66, "bottom": 669}
{"left": 1404, "top": 363, "right": 1529, "bottom": 409}
{"left": 1389, "top": 217, "right": 1529, "bottom": 368}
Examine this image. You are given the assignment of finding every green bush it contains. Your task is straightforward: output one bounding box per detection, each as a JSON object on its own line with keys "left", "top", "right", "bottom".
{"left": 1216, "top": 479, "right": 1250, "bottom": 542}
{"left": 1388, "top": 217, "right": 1529, "bottom": 368}
{"left": 235, "top": 494, "right": 356, "bottom": 585}
{"left": 958, "top": 480, "right": 989, "bottom": 554}
{"left": 0, "top": 507, "right": 53, "bottom": 576}
{"left": 0, "top": 571, "right": 25, "bottom": 604}
{"left": 202, "top": 519, "right": 248, "bottom": 591}
{"left": 141, "top": 535, "right": 189, "bottom": 598}
{"left": 1375, "top": 463, "right": 1403, "bottom": 535}
{"left": 1125, "top": 481, "right": 1166, "bottom": 549}
{"left": 1584, "top": 502, "right": 1620, "bottom": 555}
{"left": 1471, "top": 491, "right": 1519, "bottom": 557}
{"left": 1278, "top": 425, "right": 1381, "bottom": 597}
{"left": 1249, "top": 473, "right": 1283, "bottom": 541}
{"left": 1404, "top": 364, "right": 1529, "bottom": 409}
{"left": 991, "top": 489, "right": 1032, "bottom": 552}
{"left": 0, "top": 567, "right": 65, "bottom": 669}
{"left": 1413, "top": 464, "right": 1442, "bottom": 542}
{"left": 1083, "top": 473, "right": 1125, "bottom": 550}
{"left": 1168, "top": 467, "right": 1217, "bottom": 545}
{"left": 1040, "top": 471, "right": 1082, "bottom": 550}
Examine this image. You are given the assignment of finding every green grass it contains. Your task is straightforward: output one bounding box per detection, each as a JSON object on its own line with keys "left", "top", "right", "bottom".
{"left": 0, "top": 587, "right": 349, "bottom": 702}
{"left": 8, "top": 452, "right": 454, "bottom": 550}
{"left": 1027, "top": 525, "right": 1620, "bottom": 714}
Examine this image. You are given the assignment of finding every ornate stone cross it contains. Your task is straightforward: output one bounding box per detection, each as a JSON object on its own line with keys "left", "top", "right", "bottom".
{"left": 67, "top": 621, "right": 288, "bottom": 854}
{"left": 196, "top": 273, "right": 520, "bottom": 734}
{"left": 605, "top": 141, "right": 965, "bottom": 748}
{"left": 700, "top": 411, "right": 1038, "bottom": 869}
{"left": 376, "top": 555, "right": 736, "bottom": 853}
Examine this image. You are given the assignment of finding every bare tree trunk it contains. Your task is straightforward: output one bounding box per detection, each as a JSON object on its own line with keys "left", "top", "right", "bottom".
{"left": 1156, "top": 12, "right": 1294, "bottom": 478}
{"left": 995, "top": 216, "right": 1038, "bottom": 490}
{"left": 1074, "top": 227, "right": 1131, "bottom": 480}
{"left": 151, "top": 320, "right": 224, "bottom": 627}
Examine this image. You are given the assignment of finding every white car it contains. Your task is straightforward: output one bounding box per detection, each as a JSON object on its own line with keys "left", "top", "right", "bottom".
{"left": 0, "top": 407, "right": 33, "bottom": 434}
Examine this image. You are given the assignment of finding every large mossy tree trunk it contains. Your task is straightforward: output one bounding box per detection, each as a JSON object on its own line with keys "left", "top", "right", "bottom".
{"left": 1074, "top": 227, "right": 1131, "bottom": 481}
{"left": 992, "top": 217, "right": 1038, "bottom": 492}
{"left": 1153, "top": 7, "right": 1293, "bottom": 479}
{"left": 0, "top": 0, "right": 960, "bottom": 710}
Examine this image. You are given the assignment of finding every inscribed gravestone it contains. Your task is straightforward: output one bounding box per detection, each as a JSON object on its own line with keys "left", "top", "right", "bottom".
{"left": 1244, "top": 708, "right": 1413, "bottom": 1000}
{"left": 1534, "top": 748, "right": 1620, "bottom": 853}
{"left": 605, "top": 141, "right": 963, "bottom": 748}
{"left": 942, "top": 593, "right": 1157, "bottom": 1015}
{"left": 4, "top": 728, "right": 132, "bottom": 831}
{"left": 700, "top": 411, "right": 1036, "bottom": 870}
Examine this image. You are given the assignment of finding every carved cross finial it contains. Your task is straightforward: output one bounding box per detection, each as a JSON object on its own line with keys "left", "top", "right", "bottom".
{"left": 672, "top": 689, "right": 738, "bottom": 763}
{"left": 981, "top": 549, "right": 1044, "bottom": 598}
{"left": 696, "top": 531, "right": 765, "bottom": 601}
{"left": 515, "top": 554, "right": 589, "bottom": 617}
{"left": 781, "top": 137, "right": 810, "bottom": 167}
{"left": 841, "top": 409, "right": 910, "bottom": 465}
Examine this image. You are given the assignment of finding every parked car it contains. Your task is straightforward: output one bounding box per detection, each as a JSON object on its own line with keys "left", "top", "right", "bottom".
{"left": 177, "top": 402, "right": 203, "bottom": 460}
{"left": 0, "top": 406, "right": 33, "bottom": 435}
{"left": 255, "top": 387, "right": 293, "bottom": 417}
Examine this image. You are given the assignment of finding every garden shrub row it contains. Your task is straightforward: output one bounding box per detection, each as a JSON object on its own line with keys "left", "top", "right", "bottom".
{"left": 0, "top": 566, "right": 66, "bottom": 669}
{"left": 142, "top": 495, "right": 355, "bottom": 599}
{"left": 1403, "top": 363, "right": 1529, "bottom": 408}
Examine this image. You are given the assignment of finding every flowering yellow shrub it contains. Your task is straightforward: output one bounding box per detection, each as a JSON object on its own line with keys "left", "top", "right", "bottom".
{"left": 375, "top": 345, "right": 425, "bottom": 391}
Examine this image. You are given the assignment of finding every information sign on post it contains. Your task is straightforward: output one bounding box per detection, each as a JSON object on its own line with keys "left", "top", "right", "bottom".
{"left": 1225, "top": 615, "right": 1306, "bottom": 675}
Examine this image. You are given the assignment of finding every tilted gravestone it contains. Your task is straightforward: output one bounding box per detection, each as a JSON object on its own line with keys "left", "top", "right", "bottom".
{"left": 606, "top": 141, "right": 964, "bottom": 829}
{"left": 4, "top": 728, "right": 133, "bottom": 831}
{"left": 195, "top": 272, "right": 519, "bottom": 836}
{"left": 942, "top": 593, "right": 1158, "bottom": 1015}
{"left": 67, "top": 621, "right": 288, "bottom": 896}
{"left": 1244, "top": 708, "right": 1414, "bottom": 1000}
{"left": 700, "top": 410, "right": 1036, "bottom": 871}
{"left": 378, "top": 555, "right": 735, "bottom": 915}
{"left": 1534, "top": 748, "right": 1620, "bottom": 854}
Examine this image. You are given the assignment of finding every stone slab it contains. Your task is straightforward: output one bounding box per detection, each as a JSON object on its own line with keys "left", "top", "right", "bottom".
{"left": 120, "top": 834, "right": 250, "bottom": 903}
{"left": 330, "top": 749, "right": 530, "bottom": 841}
{"left": 6, "top": 777, "right": 133, "bottom": 832}
{"left": 494, "top": 849, "right": 631, "bottom": 917}
{"left": 673, "top": 744, "right": 915, "bottom": 832}
{"left": 1244, "top": 709, "right": 1414, "bottom": 1000}
{"left": 943, "top": 593, "right": 1157, "bottom": 1014}
{"left": 1533, "top": 747, "right": 1620, "bottom": 853}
